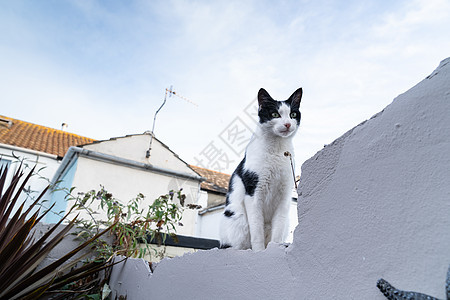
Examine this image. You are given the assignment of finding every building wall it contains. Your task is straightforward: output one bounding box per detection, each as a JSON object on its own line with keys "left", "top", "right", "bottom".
{"left": 141, "top": 244, "right": 197, "bottom": 263}
{"left": 0, "top": 144, "right": 60, "bottom": 214}
{"left": 46, "top": 157, "right": 78, "bottom": 223}
{"left": 84, "top": 134, "right": 198, "bottom": 176}
{"left": 206, "top": 192, "right": 225, "bottom": 208}
{"left": 65, "top": 156, "right": 201, "bottom": 236}
{"left": 287, "top": 200, "right": 297, "bottom": 242}
{"left": 109, "top": 58, "right": 450, "bottom": 300}
{"left": 49, "top": 135, "right": 202, "bottom": 236}
{"left": 197, "top": 209, "right": 222, "bottom": 240}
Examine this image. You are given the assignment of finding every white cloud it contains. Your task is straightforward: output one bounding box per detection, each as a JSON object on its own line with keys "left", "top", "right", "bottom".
{"left": 374, "top": 0, "right": 450, "bottom": 37}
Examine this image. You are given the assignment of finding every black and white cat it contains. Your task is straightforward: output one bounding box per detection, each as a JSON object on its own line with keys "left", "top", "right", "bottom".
{"left": 220, "top": 87, "right": 302, "bottom": 251}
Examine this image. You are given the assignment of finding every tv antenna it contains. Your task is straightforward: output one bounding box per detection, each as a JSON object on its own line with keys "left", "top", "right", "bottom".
{"left": 146, "top": 86, "right": 198, "bottom": 159}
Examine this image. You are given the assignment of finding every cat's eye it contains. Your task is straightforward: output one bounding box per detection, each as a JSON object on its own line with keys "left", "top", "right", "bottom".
{"left": 271, "top": 112, "right": 280, "bottom": 118}
{"left": 290, "top": 112, "right": 297, "bottom": 118}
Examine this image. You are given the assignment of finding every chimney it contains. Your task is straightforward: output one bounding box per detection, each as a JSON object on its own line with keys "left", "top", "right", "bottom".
{"left": 0, "top": 117, "right": 13, "bottom": 128}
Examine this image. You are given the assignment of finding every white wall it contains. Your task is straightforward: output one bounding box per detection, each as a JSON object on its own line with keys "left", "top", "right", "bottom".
{"left": 58, "top": 135, "right": 202, "bottom": 236}
{"left": 0, "top": 144, "right": 60, "bottom": 211}
{"left": 109, "top": 57, "right": 450, "bottom": 300}
{"left": 84, "top": 134, "right": 198, "bottom": 176}
{"left": 287, "top": 200, "right": 297, "bottom": 242}
{"left": 197, "top": 209, "right": 222, "bottom": 240}
{"left": 67, "top": 156, "right": 201, "bottom": 236}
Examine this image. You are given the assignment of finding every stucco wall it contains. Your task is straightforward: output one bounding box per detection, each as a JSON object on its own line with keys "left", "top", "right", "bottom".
{"left": 109, "top": 57, "right": 450, "bottom": 299}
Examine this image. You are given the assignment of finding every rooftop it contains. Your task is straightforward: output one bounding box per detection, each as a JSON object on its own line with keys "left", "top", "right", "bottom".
{"left": 0, "top": 115, "right": 95, "bottom": 158}
{"left": 189, "top": 165, "right": 230, "bottom": 195}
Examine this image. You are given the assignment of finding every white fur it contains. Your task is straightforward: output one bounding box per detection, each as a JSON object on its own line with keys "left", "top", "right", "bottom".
{"left": 220, "top": 103, "right": 298, "bottom": 251}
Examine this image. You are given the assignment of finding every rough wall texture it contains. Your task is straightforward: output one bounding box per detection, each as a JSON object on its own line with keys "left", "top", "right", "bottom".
{"left": 109, "top": 58, "right": 450, "bottom": 299}
{"left": 290, "top": 57, "right": 450, "bottom": 298}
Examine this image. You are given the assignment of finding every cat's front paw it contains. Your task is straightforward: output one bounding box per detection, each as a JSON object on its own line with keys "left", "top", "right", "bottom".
{"left": 251, "top": 244, "right": 266, "bottom": 252}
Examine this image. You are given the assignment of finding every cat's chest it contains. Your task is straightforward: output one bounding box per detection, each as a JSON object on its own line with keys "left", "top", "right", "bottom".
{"left": 247, "top": 151, "right": 292, "bottom": 182}
{"left": 244, "top": 134, "right": 295, "bottom": 186}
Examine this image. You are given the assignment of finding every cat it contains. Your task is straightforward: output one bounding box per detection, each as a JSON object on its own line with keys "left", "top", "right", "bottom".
{"left": 220, "top": 87, "right": 302, "bottom": 251}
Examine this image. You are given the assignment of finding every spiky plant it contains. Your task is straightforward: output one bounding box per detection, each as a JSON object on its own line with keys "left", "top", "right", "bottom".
{"left": 0, "top": 161, "right": 114, "bottom": 299}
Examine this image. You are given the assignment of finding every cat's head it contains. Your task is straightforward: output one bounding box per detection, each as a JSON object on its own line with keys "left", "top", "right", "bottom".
{"left": 257, "top": 88, "right": 302, "bottom": 138}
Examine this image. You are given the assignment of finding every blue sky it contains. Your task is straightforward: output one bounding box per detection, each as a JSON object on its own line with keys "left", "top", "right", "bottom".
{"left": 1, "top": 0, "right": 450, "bottom": 174}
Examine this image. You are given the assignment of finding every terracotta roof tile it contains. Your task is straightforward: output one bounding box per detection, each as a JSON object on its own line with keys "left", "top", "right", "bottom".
{"left": 189, "top": 165, "right": 231, "bottom": 195}
{"left": 0, "top": 115, "right": 96, "bottom": 157}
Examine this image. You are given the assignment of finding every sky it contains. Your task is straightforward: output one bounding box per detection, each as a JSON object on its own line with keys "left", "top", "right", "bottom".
{"left": 1, "top": 0, "right": 450, "bottom": 175}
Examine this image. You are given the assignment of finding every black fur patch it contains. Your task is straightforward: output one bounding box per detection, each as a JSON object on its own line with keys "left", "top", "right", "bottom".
{"left": 287, "top": 105, "right": 301, "bottom": 125}
{"left": 235, "top": 157, "right": 259, "bottom": 196}
{"left": 225, "top": 174, "right": 236, "bottom": 206}
{"left": 285, "top": 88, "right": 302, "bottom": 125}
{"left": 224, "top": 210, "right": 234, "bottom": 217}
{"left": 258, "top": 100, "right": 282, "bottom": 124}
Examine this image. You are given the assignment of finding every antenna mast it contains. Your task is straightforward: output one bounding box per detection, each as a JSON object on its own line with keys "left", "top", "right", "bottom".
{"left": 146, "top": 86, "right": 197, "bottom": 159}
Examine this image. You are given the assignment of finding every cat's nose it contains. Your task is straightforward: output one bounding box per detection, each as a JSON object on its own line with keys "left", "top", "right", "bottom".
{"left": 284, "top": 123, "right": 291, "bottom": 129}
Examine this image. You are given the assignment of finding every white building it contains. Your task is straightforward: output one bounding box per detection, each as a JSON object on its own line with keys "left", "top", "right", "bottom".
{"left": 49, "top": 133, "right": 204, "bottom": 237}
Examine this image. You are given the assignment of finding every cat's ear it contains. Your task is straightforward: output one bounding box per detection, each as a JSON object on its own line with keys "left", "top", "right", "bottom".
{"left": 258, "top": 88, "right": 274, "bottom": 108}
{"left": 287, "top": 88, "right": 302, "bottom": 108}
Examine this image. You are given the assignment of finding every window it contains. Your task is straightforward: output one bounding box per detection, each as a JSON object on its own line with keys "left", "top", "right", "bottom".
{"left": 0, "top": 158, "right": 11, "bottom": 173}
{"left": 0, "top": 157, "right": 16, "bottom": 190}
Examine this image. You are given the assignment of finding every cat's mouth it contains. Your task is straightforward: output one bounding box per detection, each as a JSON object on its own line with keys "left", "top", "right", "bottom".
{"left": 277, "top": 128, "right": 293, "bottom": 137}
